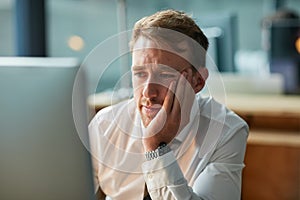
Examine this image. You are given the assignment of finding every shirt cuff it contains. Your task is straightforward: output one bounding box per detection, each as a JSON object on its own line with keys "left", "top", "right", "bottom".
{"left": 142, "top": 151, "right": 185, "bottom": 190}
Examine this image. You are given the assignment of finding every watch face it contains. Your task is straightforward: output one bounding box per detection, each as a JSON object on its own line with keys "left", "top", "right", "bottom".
{"left": 159, "top": 142, "right": 167, "bottom": 148}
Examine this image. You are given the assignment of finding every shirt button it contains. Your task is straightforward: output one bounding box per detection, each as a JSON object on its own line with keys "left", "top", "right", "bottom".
{"left": 148, "top": 174, "right": 153, "bottom": 179}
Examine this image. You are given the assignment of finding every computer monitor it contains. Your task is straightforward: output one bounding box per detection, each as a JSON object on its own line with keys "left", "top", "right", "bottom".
{"left": 0, "top": 57, "right": 95, "bottom": 200}
{"left": 197, "top": 12, "right": 238, "bottom": 72}
{"left": 269, "top": 19, "right": 300, "bottom": 94}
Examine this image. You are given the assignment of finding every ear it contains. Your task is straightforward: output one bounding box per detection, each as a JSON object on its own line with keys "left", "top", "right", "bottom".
{"left": 192, "top": 67, "right": 209, "bottom": 93}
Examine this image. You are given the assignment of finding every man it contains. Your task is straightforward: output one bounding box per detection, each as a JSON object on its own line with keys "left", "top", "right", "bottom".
{"left": 89, "top": 9, "right": 248, "bottom": 200}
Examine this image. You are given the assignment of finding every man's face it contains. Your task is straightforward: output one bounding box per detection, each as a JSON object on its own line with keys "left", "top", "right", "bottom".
{"left": 132, "top": 47, "right": 194, "bottom": 127}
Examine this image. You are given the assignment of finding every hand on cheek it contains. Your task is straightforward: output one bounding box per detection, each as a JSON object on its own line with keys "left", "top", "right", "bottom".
{"left": 142, "top": 69, "right": 195, "bottom": 151}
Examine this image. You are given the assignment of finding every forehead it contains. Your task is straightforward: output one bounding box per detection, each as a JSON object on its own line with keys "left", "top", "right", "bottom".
{"left": 132, "top": 36, "right": 191, "bottom": 71}
{"left": 132, "top": 48, "right": 190, "bottom": 72}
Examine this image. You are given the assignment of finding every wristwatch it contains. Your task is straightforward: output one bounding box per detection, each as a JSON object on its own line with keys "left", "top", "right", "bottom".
{"left": 145, "top": 142, "right": 171, "bottom": 161}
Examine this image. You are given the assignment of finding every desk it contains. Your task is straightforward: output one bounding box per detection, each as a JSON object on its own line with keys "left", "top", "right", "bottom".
{"left": 226, "top": 94, "right": 300, "bottom": 131}
{"left": 89, "top": 93, "right": 300, "bottom": 199}
{"left": 225, "top": 94, "right": 300, "bottom": 200}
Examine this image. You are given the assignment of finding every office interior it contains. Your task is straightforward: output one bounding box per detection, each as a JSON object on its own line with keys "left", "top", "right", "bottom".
{"left": 0, "top": 0, "right": 299, "bottom": 199}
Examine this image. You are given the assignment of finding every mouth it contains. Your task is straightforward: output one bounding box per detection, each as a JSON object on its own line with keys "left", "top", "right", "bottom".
{"left": 141, "top": 104, "right": 162, "bottom": 118}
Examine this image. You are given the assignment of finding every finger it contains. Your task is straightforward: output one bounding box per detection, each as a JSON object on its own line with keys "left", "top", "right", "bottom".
{"left": 172, "top": 69, "right": 195, "bottom": 120}
{"left": 162, "top": 81, "right": 176, "bottom": 113}
{"left": 186, "top": 68, "right": 193, "bottom": 86}
{"left": 181, "top": 68, "right": 196, "bottom": 104}
{"left": 180, "top": 69, "right": 196, "bottom": 121}
{"left": 184, "top": 68, "right": 195, "bottom": 107}
{"left": 171, "top": 72, "right": 187, "bottom": 115}
{"left": 146, "top": 106, "right": 167, "bottom": 137}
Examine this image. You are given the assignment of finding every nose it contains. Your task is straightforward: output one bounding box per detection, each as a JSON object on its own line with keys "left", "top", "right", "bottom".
{"left": 142, "top": 82, "right": 158, "bottom": 99}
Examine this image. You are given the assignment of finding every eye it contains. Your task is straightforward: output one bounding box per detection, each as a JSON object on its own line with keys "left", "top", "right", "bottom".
{"left": 159, "top": 73, "right": 177, "bottom": 79}
{"left": 133, "top": 71, "right": 147, "bottom": 78}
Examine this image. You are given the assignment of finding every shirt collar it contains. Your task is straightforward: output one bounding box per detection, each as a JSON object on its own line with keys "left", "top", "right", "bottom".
{"left": 174, "top": 96, "right": 200, "bottom": 143}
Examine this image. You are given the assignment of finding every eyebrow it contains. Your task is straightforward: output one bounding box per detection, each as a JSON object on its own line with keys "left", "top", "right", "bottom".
{"left": 132, "top": 64, "right": 178, "bottom": 72}
{"left": 158, "top": 65, "right": 178, "bottom": 72}
{"left": 131, "top": 65, "right": 146, "bottom": 71}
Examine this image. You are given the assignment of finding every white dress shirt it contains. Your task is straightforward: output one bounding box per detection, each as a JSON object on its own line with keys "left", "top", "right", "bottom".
{"left": 89, "top": 94, "right": 249, "bottom": 200}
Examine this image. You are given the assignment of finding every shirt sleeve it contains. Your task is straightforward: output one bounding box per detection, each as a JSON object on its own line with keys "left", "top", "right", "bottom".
{"left": 142, "top": 152, "right": 203, "bottom": 200}
{"left": 142, "top": 126, "right": 248, "bottom": 200}
{"left": 88, "top": 118, "right": 101, "bottom": 193}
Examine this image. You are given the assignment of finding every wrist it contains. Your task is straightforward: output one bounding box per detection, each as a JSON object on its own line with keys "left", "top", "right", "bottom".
{"left": 143, "top": 138, "right": 160, "bottom": 151}
{"left": 144, "top": 142, "right": 171, "bottom": 161}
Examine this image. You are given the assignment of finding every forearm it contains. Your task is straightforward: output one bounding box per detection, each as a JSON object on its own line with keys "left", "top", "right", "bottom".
{"left": 142, "top": 152, "right": 244, "bottom": 200}
{"left": 142, "top": 126, "right": 248, "bottom": 200}
{"left": 142, "top": 152, "right": 203, "bottom": 200}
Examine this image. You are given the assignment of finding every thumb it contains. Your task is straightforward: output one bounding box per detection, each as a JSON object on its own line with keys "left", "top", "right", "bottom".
{"left": 144, "top": 107, "right": 167, "bottom": 138}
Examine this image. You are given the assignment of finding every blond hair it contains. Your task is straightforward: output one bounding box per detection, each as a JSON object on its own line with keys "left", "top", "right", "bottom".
{"left": 130, "top": 9, "right": 209, "bottom": 51}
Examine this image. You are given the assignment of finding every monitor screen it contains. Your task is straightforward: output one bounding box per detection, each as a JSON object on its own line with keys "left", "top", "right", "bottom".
{"left": 269, "top": 19, "right": 300, "bottom": 94}
{"left": 0, "top": 57, "right": 95, "bottom": 200}
{"left": 197, "top": 13, "right": 238, "bottom": 72}
{"left": 270, "top": 19, "right": 300, "bottom": 59}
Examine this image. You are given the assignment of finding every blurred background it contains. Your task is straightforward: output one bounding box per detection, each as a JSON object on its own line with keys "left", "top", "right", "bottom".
{"left": 0, "top": 0, "right": 299, "bottom": 199}
{"left": 1, "top": 0, "right": 300, "bottom": 93}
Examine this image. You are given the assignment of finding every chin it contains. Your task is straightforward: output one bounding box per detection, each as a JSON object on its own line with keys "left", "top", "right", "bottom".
{"left": 141, "top": 116, "right": 152, "bottom": 127}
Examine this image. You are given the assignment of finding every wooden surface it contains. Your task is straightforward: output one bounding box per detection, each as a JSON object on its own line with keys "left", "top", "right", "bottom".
{"left": 225, "top": 95, "right": 300, "bottom": 200}
{"left": 247, "top": 130, "right": 300, "bottom": 147}
{"left": 242, "top": 143, "right": 300, "bottom": 200}
{"left": 225, "top": 94, "right": 300, "bottom": 115}
{"left": 226, "top": 94, "right": 300, "bottom": 131}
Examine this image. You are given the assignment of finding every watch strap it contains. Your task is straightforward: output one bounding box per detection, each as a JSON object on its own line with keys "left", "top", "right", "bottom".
{"left": 145, "top": 142, "right": 171, "bottom": 161}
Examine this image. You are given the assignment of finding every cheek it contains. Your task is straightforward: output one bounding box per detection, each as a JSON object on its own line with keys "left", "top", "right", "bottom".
{"left": 133, "top": 86, "right": 140, "bottom": 96}
{"left": 158, "top": 86, "right": 169, "bottom": 100}
{"left": 132, "top": 77, "right": 140, "bottom": 92}
{"left": 132, "top": 83, "right": 143, "bottom": 103}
